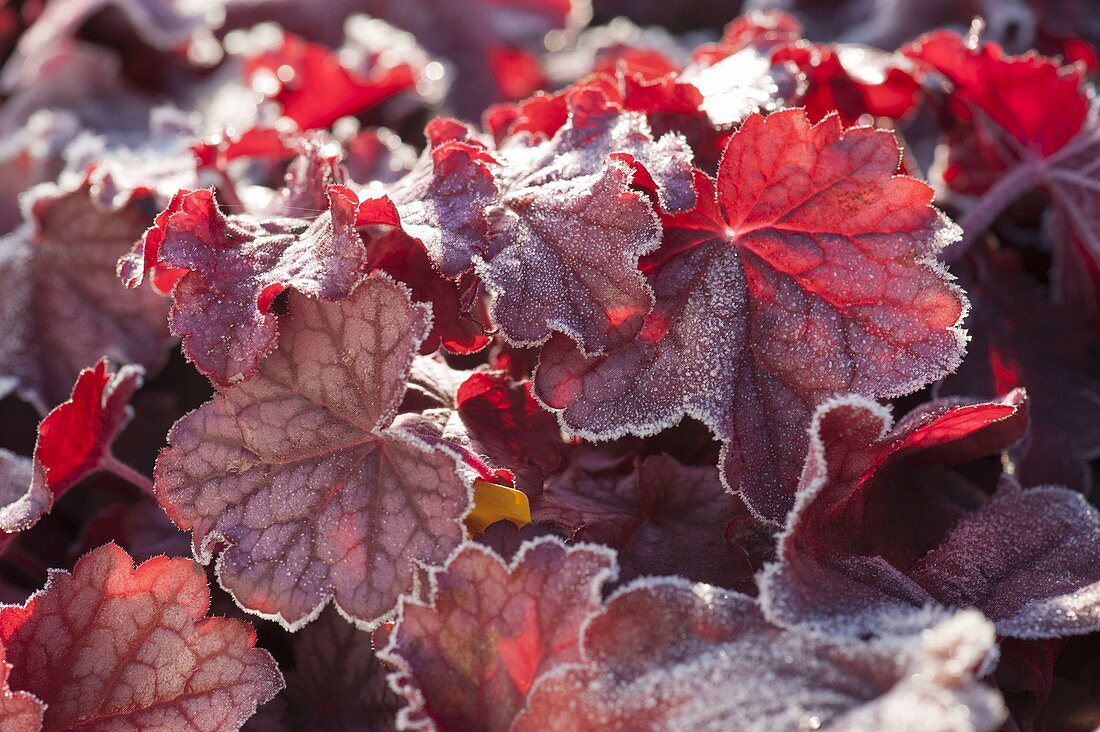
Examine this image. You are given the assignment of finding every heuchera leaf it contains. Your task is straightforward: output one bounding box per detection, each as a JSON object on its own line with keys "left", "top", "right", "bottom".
{"left": 903, "top": 29, "right": 1089, "bottom": 195}
{"left": 0, "top": 359, "right": 142, "bottom": 535}
{"left": 455, "top": 371, "right": 563, "bottom": 495}
{"left": 0, "top": 543, "right": 283, "bottom": 730}
{"left": 247, "top": 607, "right": 399, "bottom": 731}
{"left": 155, "top": 274, "right": 473, "bottom": 630}
{"left": 480, "top": 86, "right": 695, "bottom": 353}
{"left": 515, "top": 579, "right": 1005, "bottom": 731}
{"left": 381, "top": 119, "right": 498, "bottom": 279}
{"left": 937, "top": 248, "right": 1100, "bottom": 493}
{"left": 902, "top": 31, "right": 1100, "bottom": 311}
{"left": 761, "top": 391, "right": 1100, "bottom": 639}
{"left": 119, "top": 183, "right": 369, "bottom": 386}
{"left": 244, "top": 32, "right": 419, "bottom": 131}
{"left": 0, "top": 180, "right": 170, "bottom": 412}
{"left": 380, "top": 537, "right": 617, "bottom": 732}
{"left": 535, "top": 451, "right": 765, "bottom": 591}
{"left": 536, "top": 110, "right": 967, "bottom": 523}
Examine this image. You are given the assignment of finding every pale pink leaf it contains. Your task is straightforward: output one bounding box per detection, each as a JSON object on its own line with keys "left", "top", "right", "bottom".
{"left": 155, "top": 274, "right": 472, "bottom": 630}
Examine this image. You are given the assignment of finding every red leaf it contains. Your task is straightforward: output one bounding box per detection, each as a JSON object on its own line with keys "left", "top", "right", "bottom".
{"left": 455, "top": 372, "right": 562, "bottom": 494}
{"left": 383, "top": 119, "right": 498, "bottom": 279}
{"left": 365, "top": 229, "right": 490, "bottom": 355}
{"left": 536, "top": 451, "right": 766, "bottom": 592}
{"left": 488, "top": 46, "right": 545, "bottom": 101}
{"left": 904, "top": 29, "right": 1089, "bottom": 195}
{"left": 761, "top": 391, "right": 1100, "bottom": 639}
{"left": 120, "top": 183, "right": 370, "bottom": 386}
{"left": 481, "top": 86, "right": 695, "bottom": 353}
{"left": 536, "top": 110, "right": 967, "bottom": 523}
{"left": 247, "top": 607, "right": 399, "bottom": 731}
{"left": 0, "top": 543, "right": 282, "bottom": 730}
{"left": 155, "top": 275, "right": 472, "bottom": 629}
{"left": 772, "top": 43, "right": 920, "bottom": 125}
{"left": 902, "top": 31, "right": 1100, "bottom": 311}
{"left": 515, "top": 580, "right": 1005, "bottom": 731}
{"left": 0, "top": 359, "right": 142, "bottom": 535}
{"left": 244, "top": 32, "right": 419, "bottom": 131}
{"left": 380, "top": 538, "right": 617, "bottom": 731}
{"left": 695, "top": 10, "right": 916, "bottom": 127}
{"left": 0, "top": 181, "right": 170, "bottom": 412}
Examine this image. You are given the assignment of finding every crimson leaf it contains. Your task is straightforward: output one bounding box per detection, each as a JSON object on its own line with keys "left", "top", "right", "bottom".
{"left": 0, "top": 359, "right": 142, "bottom": 535}
{"left": 536, "top": 110, "right": 966, "bottom": 523}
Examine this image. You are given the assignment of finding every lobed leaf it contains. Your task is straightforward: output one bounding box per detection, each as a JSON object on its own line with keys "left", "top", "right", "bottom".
{"left": 515, "top": 580, "right": 1005, "bottom": 731}
{"left": 537, "top": 110, "right": 967, "bottom": 522}
{"left": 761, "top": 391, "right": 1100, "bottom": 639}
{"left": 0, "top": 181, "right": 169, "bottom": 412}
{"left": 155, "top": 274, "right": 472, "bottom": 630}
{"left": 381, "top": 537, "right": 617, "bottom": 731}
{"left": 120, "top": 183, "right": 369, "bottom": 386}
{"left": 481, "top": 86, "right": 694, "bottom": 354}
{"left": 0, "top": 543, "right": 282, "bottom": 731}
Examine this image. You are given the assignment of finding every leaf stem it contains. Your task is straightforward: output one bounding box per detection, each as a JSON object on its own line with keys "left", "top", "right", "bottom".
{"left": 944, "top": 161, "right": 1044, "bottom": 263}
{"left": 100, "top": 454, "right": 155, "bottom": 495}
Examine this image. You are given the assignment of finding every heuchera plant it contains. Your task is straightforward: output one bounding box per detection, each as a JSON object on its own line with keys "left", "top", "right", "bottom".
{"left": 0, "top": 2, "right": 1097, "bottom": 730}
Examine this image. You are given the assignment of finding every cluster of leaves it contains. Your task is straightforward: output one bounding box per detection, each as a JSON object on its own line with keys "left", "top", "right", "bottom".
{"left": 0, "top": 0, "right": 1097, "bottom": 729}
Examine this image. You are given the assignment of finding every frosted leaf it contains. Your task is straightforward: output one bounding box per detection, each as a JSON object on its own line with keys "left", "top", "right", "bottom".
{"left": 155, "top": 275, "right": 472, "bottom": 630}
{"left": 536, "top": 451, "right": 765, "bottom": 590}
{"left": 119, "top": 184, "right": 370, "bottom": 386}
{"left": 383, "top": 119, "right": 498, "bottom": 279}
{"left": 0, "top": 543, "right": 283, "bottom": 731}
{"left": 536, "top": 110, "right": 968, "bottom": 523}
{"left": 478, "top": 86, "right": 695, "bottom": 354}
{"left": 911, "top": 484, "right": 1100, "bottom": 639}
{"left": 760, "top": 390, "right": 1100, "bottom": 640}
{"left": 514, "top": 580, "right": 1004, "bottom": 732}
{"left": 0, "top": 180, "right": 170, "bottom": 412}
{"left": 381, "top": 537, "right": 617, "bottom": 731}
